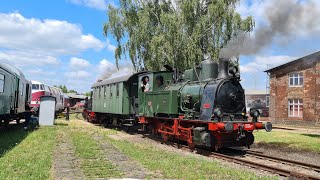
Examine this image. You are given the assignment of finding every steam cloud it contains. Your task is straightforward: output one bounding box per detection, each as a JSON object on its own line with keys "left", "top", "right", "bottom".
{"left": 97, "top": 60, "right": 134, "bottom": 81}
{"left": 220, "top": 0, "right": 320, "bottom": 58}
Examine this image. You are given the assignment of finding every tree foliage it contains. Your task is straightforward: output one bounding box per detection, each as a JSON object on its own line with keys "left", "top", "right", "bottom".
{"left": 104, "top": 0, "right": 254, "bottom": 71}
{"left": 58, "top": 85, "right": 68, "bottom": 93}
{"left": 57, "top": 85, "right": 78, "bottom": 94}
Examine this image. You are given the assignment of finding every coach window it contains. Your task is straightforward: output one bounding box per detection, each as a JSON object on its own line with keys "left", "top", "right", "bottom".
{"left": 104, "top": 86, "right": 107, "bottom": 98}
{"left": 40, "top": 85, "right": 45, "bottom": 90}
{"left": 21, "top": 83, "right": 24, "bottom": 96}
{"left": 110, "top": 85, "right": 113, "bottom": 98}
{"left": 99, "top": 87, "right": 101, "bottom": 98}
{"left": 116, "top": 83, "right": 119, "bottom": 97}
{"left": 0, "top": 74, "right": 4, "bottom": 93}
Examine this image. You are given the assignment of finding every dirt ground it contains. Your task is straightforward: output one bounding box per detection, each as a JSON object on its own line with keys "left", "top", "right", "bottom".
{"left": 52, "top": 128, "right": 86, "bottom": 180}
{"left": 92, "top": 134, "right": 161, "bottom": 179}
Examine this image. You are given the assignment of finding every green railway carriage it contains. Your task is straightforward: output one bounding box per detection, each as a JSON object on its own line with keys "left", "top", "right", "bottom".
{"left": 0, "top": 63, "right": 32, "bottom": 124}
{"left": 91, "top": 72, "right": 145, "bottom": 125}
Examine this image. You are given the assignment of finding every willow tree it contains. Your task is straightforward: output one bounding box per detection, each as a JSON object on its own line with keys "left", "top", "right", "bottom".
{"left": 104, "top": 0, "right": 254, "bottom": 71}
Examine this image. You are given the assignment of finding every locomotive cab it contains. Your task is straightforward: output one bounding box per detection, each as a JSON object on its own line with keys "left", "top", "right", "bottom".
{"left": 138, "top": 71, "right": 178, "bottom": 118}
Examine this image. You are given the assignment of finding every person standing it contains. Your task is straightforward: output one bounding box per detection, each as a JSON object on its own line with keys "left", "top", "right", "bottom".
{"left": 65, "top": 103, "right": 70, "bottom": 121}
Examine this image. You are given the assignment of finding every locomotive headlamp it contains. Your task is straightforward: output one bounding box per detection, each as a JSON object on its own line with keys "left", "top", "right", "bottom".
{"left": 214, "top": 108, "right": 223, "bottom": 117}
{"left": 229, "top": 66, "right": 238, "bottom": 75}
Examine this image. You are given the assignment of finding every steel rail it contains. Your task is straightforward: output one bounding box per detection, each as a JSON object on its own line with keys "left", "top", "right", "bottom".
{"left": 206, "top": 151, "right": 320, "bottom": 180}
{"left": 244, "top": 150, "right": 320, "bottom": 172}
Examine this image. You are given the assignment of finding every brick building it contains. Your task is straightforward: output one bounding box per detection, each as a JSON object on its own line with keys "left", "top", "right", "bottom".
{"left": 265, "top": 51, "right": 320, "bottom": 125}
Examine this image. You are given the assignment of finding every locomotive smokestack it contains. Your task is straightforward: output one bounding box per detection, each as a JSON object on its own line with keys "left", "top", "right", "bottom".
{"left": 218, "top": 58, "right": 229, "bottom": 79}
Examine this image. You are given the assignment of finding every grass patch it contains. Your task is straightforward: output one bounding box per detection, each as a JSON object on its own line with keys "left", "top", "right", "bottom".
{"left": 69, "top": 128, "right": 122, "bottom": 179}
{"left": 0, "top": 126, "right": 30, "bottom": 157}
{"left": 101, "top": 134, "right": 275, "bottom": 180}
{"left": 254, "top": 131, "right": 320, "bottom": 153}
{"left": 0, "top": 127, "right": 56, "bottom": 179}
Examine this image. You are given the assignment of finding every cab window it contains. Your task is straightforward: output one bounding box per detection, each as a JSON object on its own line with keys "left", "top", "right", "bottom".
{"left": 0, "top": 74, "right": 4, "bottom": 93}
{"left": 156, "top": 75, "right": 164, "bottom": 88}
{"left": 141, "top": 76, "right": 150, "bottom": 92}
{"left": 32, "top": 84, "right": 39, "bottom": 90}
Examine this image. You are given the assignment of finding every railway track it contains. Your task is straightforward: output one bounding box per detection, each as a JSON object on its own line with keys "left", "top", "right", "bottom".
{"left": 207, "top": 150, "right": 320, "bottom": 180}
{"left": 152, "top": 136, "right": 320, "bottom": 179}
{"left": 244, "top": 149, "right": 320, "bottom": 173}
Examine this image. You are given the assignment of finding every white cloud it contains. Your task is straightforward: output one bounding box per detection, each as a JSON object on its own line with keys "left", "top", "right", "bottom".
{"left": 64, "top": 70, "right": 91, "bottom": 78}
{"left": 0, "top": 13, "right": 104, "bottom": 55}
{"left": 68, "top": 0, "right": 115, "bottom": 10}
{"left": 106, "top": 39, "right": 116, "bottom": 52}
{"left": 69, "top": 57, "right": 91, "bottom": 69}
{"left": 0, "top": 51, "right": 60, "bottom": 68}
{"left": 28, "top": 68, "right": 55, "bottom": 76}
{"left": 0, "top": 12, "right": 107, "bottom": 93}
{"left": 240, "top": 55, "right": 296, "bottom": 73}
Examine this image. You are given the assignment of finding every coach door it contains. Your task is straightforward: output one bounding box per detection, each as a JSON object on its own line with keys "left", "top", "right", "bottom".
{"left": 25, "top": 83, "right": 30, "bottom": 103}
{"left": 13, "top": 78, "right": 20, "bottom": 113}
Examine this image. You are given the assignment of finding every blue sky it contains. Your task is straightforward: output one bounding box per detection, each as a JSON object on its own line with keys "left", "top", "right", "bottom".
{"left": 0, "top": 0, "right": 319, "bottom": 93}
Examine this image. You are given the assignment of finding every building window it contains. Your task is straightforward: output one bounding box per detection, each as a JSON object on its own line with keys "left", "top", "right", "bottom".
{"left": 289, "top": 72, "right": 303, "bottom": 86}
{"left": 116, "top": 84, "right": 119, "bottom": 97}
{"left": 288, "top": 99, "right": 303, "bottom": 117}
{"left": 266, "top": 96, "right": 270, "bottom": 107}
{"left": 0, "top": 74, "right": 4, "bottom": 93}
{"left": 99, "top": 87, "right": 101, "bottom": 98}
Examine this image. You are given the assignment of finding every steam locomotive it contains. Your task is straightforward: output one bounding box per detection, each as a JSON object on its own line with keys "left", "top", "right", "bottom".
{"left": 85, "top": 58, "right": 272, "bottom": 150}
